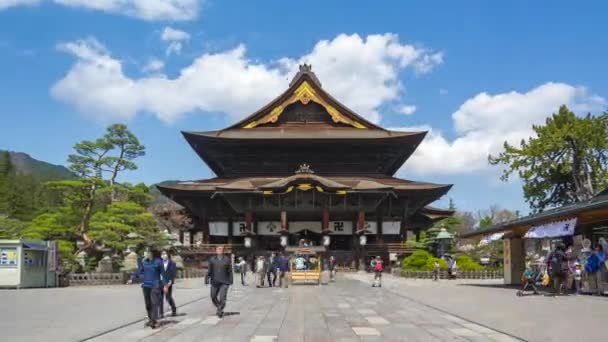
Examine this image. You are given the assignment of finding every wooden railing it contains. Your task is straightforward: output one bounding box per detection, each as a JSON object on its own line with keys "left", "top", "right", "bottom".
{"left": 365, "top": 243, "right": 416, "bottom": 254}
{"left": 178, "top": 244, "right": 244, "bottom": 255}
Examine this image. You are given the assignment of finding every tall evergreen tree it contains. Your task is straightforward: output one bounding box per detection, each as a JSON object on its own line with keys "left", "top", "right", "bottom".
{"left": 0, "top": 151, "right": 14, "bottom": 215}
{"left": 489, "top": 105, "right": 608, "bottom": 212}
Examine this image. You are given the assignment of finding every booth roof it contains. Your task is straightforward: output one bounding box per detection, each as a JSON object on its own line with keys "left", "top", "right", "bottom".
{"left": 459, "top": 191, "right": 608, "bottom": 239}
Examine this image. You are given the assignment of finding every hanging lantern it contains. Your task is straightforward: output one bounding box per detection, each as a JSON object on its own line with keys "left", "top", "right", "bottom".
{"left": 323, "top": 235, "right": 331, "bottom": 247}
{"left": 359, "top": 234, "right": 367, "bottom": 246}
{"left": 280, "top": 235, "right": 288, "bottom": 247}
{"left": 244, "top": 236, "right": 252, "bottom": 248}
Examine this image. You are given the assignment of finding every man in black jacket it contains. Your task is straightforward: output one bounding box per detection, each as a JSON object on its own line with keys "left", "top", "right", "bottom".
{"left": 207, "top": 246, "right": 233, "bottom": 317}
{"left": 160, "top": 250, "right": 177, "bottom": 317}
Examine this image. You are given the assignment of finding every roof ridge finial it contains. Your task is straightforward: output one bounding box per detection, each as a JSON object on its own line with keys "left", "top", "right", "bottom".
{"left": 290, "top": 64, "right": 322, "bottom": 88}
{"left": 295, "top": 163, "right": 314, "bottom": 174}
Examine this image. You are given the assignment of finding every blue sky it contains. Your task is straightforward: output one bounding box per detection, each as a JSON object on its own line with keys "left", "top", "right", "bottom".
{"left": 1, "top": 0, "right": 607, "bottom": 215}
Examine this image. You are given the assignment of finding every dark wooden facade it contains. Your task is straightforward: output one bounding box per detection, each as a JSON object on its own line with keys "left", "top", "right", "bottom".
{"left": 158, "top": 65, "right": 453, "bottom": 269}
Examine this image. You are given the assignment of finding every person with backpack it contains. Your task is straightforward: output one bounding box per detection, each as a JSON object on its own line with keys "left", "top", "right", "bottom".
{"left": 585, "top": 245, "right": 604, "bottom": 295}
{"left": 372, "top": 256, "right": 383, "bottom": 287}
{"left": 547, "top": 244, "right": 568, "bottom": 295}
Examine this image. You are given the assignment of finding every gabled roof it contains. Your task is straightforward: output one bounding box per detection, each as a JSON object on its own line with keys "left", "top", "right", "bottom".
{"left": 157, "top": 175, "right": 452, "bottom": 194}
{"left": 226, "top": 64, "right": 383, "bottom": 130}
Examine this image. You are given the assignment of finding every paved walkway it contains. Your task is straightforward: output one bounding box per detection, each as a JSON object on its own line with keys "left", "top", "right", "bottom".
{"left": 352, "top": 273, "right": 608, "bottom": 342}
{"left": 88, "top": 274, "right": 520, "bottom": 342}
{"left": 4, "top": 273, "right": 608, "bottom": 341}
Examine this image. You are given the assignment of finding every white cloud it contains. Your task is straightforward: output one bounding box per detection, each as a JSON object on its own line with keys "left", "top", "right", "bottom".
{"left": 398, "top": 105, "right": 417, "bottom": 115}
{"left": 142, "top": 58, "right": 165, "bottom": 74}
{"left": 397, "top": 82, "right": 607, "bottom": 175}
{"left": 51, "top": 33, "right": 442, "bottom": 124}
{"left": 0, "top": 0, "right": 39, "bottom": 9}
{"left": 161, "top": 27, "right": 191, "bottom": 55}
{"left": 1, "top": 0, "right": 201, "bottom": 21}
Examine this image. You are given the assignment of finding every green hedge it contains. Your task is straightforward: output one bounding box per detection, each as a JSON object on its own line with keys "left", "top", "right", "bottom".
{"left": 402, "top": 250, "right": 448, "bottom": 271}
{"left": 402, "top": 250, "right": 486, "bottom": 271}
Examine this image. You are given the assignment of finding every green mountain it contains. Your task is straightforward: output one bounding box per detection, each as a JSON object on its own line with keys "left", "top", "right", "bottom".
{"left": 1, "top": 150, "right": 75, "bottom": 181}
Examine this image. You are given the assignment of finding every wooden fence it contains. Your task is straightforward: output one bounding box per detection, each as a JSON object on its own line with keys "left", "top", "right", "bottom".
{"left": 395, "top": 269, "right": 503, "bottom": 279}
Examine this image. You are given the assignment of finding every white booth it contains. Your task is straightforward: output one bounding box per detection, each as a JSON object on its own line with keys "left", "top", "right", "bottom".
{"left": 0, "top": 240, "right": 58, "bottom": 288}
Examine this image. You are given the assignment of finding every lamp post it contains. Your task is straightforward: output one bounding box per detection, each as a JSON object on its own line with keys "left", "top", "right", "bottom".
{"left": 436, "top": 227, "right": 453, "bottom": 257}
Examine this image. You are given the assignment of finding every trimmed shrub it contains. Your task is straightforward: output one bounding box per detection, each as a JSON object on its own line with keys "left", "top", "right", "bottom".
{"left": 402, "top": 250, "right": 448, "bottom": 271}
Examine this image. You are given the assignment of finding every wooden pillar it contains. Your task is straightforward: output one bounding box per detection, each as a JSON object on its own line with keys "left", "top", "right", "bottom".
{"left": 280, "top": 211, "right": 287, "bottom": 231}
{"left": 357, "top": 210, "right": 365, "bottom": 232}
{"left": 245, "top": 211, "right": 253, "bottom": 233}
{"left": 504, "top": 238, "right": 525, "bottom": 285}
{"left": 415, "top": 229, "right": 421, "bottom": 242}
{"left": 228, "top": 218, "right": 234, "bottom": 244}
{"left": 402, "top": 220, "right": 408, "bottom": 242}
{"left": 376, "top": 213, "right": 383, "bottom": 243}
{"left": 357, "top": 210, "right": 366, "bottom": 271}
{"left": 322, "top": 209, "right": 330, "bottom": 231}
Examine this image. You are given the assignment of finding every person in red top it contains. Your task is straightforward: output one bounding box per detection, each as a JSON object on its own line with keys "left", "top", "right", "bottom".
{"left": 372, "top": 256, "right": 383, "bottom": 287}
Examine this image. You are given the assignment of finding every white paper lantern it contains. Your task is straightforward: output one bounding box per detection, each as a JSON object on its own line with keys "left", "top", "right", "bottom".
{"left": 359, "top": 235, "right": 367, "bottom": 246}
{"left": 244, "top": 236, "right": 252, "bottom": 248}
{"left": 323, "top": 235, "right": 331, "bottom": 246}
{"left": 280, "top": 235, "right": 288, "bottom": 247}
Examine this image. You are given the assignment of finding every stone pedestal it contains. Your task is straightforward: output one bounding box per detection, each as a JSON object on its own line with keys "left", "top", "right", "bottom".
{"left": 503, "top": 238, "right": 525, "bottom": 285}
{"left": 121, "top": 251, "right": 138, "bottom": 272}
{"left": 96, "top": 256, "right": 113, "bottom": 273}
{"left": 76, "top": 251, "right": 86, "bottom": 269}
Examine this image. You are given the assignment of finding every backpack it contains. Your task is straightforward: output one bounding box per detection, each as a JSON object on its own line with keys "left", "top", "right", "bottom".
{"left": 550, "top": 252, "right": 565, "bottom": 276}
{"left": 374, "top": 261, "right": 383, "bottom": 272}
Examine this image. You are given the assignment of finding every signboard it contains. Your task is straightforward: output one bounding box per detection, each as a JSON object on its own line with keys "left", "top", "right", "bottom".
{"left": 0, "top": 248, "right": 17, "bottom": 266}
{"left": 329, "top": 221, "right": 353, "bottom": 235}
{"left": 183, "top": 232, "right": 191, "bottom": 246}
{"left": 525, "top": 218, "right": 577, "bottom": 238}
{"left": 363, "top": 221, "right": 377, "bottom": 234}
{"left": 209, "top": 222, "right": 229, "bottom": 236}
{"left": 382, "top": 221, "right": 401, "bottom": 235}
{"left": 258, "top": 221, "right": 281, "bottom": 235}
{"left": 233, "top": 221, "right": 247, "bottom": 236}
{"left": 289, "top": 221, "right": 322, "bottom": 233}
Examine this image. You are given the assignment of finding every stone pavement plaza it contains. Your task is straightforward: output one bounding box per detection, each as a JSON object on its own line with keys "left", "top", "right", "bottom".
{"left": 2, "top": 273, "right": 608, "bottom": 342}
{"left": 91, "top": 274, "right": 519, "bottom": 342}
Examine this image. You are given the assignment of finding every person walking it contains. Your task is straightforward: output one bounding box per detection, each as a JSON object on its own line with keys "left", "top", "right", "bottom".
{"left": 206, "top": 246, "right": 233, "bottom": 318}
{"left": 267, "top": 253, "right": 278, "bottom": 287}
{"left": 255, "top": 256, "right": 267, "bottom": 288}
{"left": 159, "top": 250, "right": 177, "bottom": 318}
{"left": 372, "top": 256, "right": 383, "bottom": 287}
{"left": 128, "top": 249, "right": 163, "bottom": 329}
{"left": 236, "top": 257, "right": 248, "bottom": 286}
{"left": 547, "top": 244, "right": 568, "bottom": 296}
{"left": 433, "top": 260, "right": 440, "bottom": 281}
{"left": 329, "top": 256, "right": 337, "bottom": 282}
{"left": 278, "top": 253, "right": 290, "bottom": 288}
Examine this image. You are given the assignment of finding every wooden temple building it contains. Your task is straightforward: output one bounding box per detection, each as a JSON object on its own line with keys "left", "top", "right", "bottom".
{"left": 158, "top": 65, "right": 453, "bottom": 269}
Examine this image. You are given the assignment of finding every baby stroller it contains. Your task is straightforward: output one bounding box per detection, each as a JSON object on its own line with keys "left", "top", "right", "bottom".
{"left": 516, "top": 268, "right": 543, "bottom": 296}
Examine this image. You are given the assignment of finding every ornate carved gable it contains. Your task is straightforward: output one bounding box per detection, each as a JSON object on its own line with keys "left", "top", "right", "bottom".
{"left": 231, "top": 65, "right": 381, "bottom": 130}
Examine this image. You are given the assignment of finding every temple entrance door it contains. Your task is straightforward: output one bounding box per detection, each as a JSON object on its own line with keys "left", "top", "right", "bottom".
{"left": 290, "top": 229, "right": 322, "bottom": 247}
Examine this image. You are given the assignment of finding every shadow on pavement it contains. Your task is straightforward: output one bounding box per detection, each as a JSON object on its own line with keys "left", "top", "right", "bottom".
{"left": 457, "top": 283, "right": 521, "bottom": 290}
{"left": 223, "top": 311, "right": 240, "bottom": 316}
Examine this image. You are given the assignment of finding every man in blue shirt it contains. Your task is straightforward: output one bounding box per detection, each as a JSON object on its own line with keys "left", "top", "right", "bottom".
{"left": 128, "top": 250, "right": 163, "bottom": 328}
